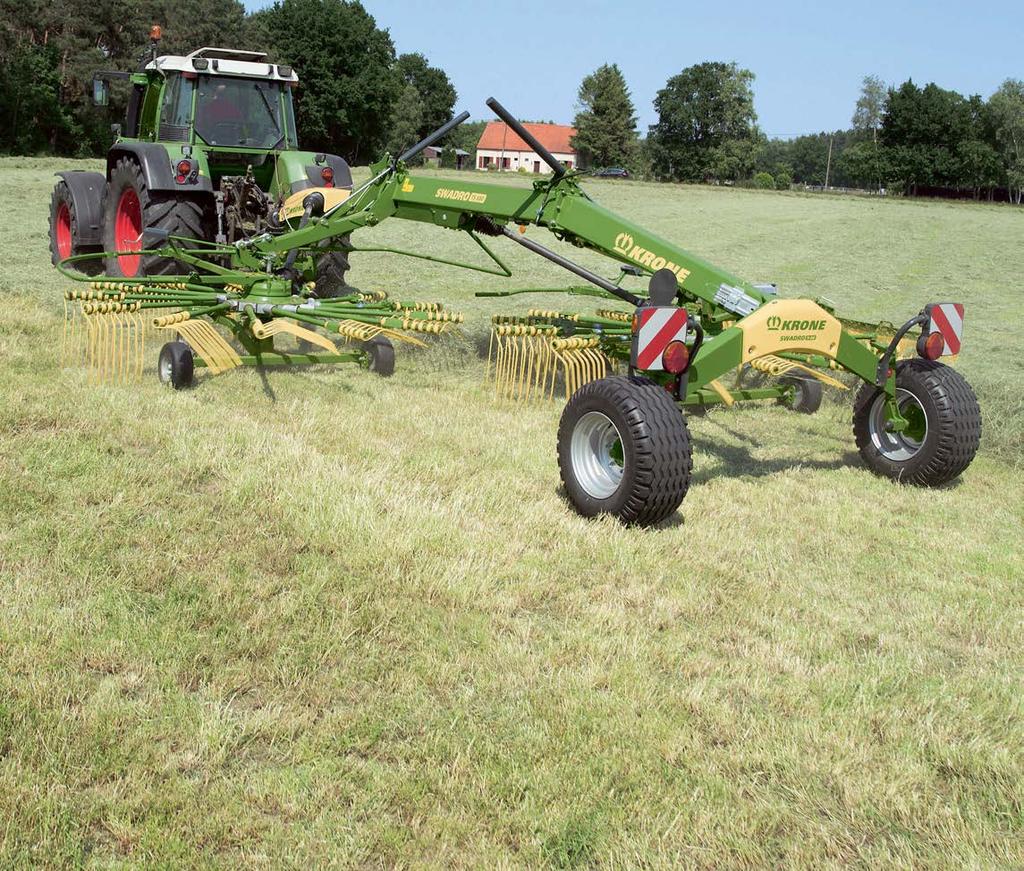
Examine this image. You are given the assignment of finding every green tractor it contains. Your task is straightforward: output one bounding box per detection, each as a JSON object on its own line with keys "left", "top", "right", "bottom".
{"left": 48, "top": 28, "right": 352, "bottom": 293}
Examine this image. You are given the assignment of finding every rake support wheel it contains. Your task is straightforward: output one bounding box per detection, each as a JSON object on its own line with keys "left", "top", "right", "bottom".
{"left": 778, "top": 373, "right": 823, "bottom": 414}
{"left": 853, "top": 358, "right": 980, "bottom": 486}
{"left": 362, "top": 336, "right": 395, "bottom": 377}
{"left": 558, "top": 375, "right": 692, "bottom": 526}
{"left": 158, "top": 341, "right": 194, "bottom": 390}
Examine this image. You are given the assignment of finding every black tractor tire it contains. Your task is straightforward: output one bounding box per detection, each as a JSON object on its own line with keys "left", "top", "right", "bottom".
{"left": 158, "top": 341, "right": 194, "bottom": 390}
{"left": 363, "top": 336, "right": 395, "bottom": 377}
{"left": 103, "top": 157, "right": 211, "bottom": 278}
{"left": 778, "top": 372, "right": 823, "bottom": 414}
{"left": 557, "top": 375, "right": 692, "bottom": 527}
{"left": 315, "top": 235, "right": 357, "bottom": 298}
{"left": 852, "top": 358, "right": 980, "bottom": 486}
{"left": 49, "top": 180, "right": 103, "bottom": 275}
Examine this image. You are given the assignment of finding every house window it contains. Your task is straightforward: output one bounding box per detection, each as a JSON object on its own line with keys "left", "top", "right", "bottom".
{"left": 479, "top": 155, "right": 492, "bottom": 169}
{"left": 501, "top": 156, "right": 510, "bottom": 169}
{"left": 565, "top": 160, "right": 573, "bottom": 169}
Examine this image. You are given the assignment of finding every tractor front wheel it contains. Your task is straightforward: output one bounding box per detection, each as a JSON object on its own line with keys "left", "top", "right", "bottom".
{"left": 315, "top": 235, "right": 357, "bottom": 298}
{"left": 558, "top": 376, "right": 692, "bottom": 526}
{"left": 158, "top": 341, "right": 194, "bottom": 390}
{"left": 852, "top": 358, "right": 980, "bottom": 486}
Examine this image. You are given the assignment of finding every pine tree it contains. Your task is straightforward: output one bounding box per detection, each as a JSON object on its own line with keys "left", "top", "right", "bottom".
{"left": 571, "top": 64, "right": 638, "bottom": 170}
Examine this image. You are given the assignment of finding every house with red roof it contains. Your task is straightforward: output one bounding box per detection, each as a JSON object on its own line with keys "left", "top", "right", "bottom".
{"left": 475, "top": 121, "right": 577, "bottom": 173}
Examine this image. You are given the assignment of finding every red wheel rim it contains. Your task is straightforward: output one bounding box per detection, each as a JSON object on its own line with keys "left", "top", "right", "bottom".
{"left": 115, "top": 188, "right": 143, "bottom": 276}
{"left": 56, "top": 202, "right": 72, "bottom": 260}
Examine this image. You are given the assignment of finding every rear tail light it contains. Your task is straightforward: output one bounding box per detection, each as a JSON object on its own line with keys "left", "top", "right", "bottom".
{"left": 321, "top": 166, "right": 334, "bottom": 188}
{"left": 917, "top": 330, "right": 944, "bottom": 360}
{"left": 661, "top": 340, "right": 690, "bottom": 374}
{"left": 175, "top": 159, "right": 193, "bottom": 184}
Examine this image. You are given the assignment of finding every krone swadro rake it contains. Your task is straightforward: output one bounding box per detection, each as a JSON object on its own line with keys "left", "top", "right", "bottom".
{"left": 54, "top": 97, "right": 981, "bottom": 526}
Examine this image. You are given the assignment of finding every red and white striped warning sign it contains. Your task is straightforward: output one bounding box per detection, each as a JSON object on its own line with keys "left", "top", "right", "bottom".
{"left": 634, "top": 306, "right": 689, "bottom": 370}
{"left": 928, "top": 303, "right": 964, "bottom": 356}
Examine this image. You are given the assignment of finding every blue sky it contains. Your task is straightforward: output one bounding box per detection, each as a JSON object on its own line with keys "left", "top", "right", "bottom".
{"left": 243, "top": 0, "right": 1021, "bottom": 137}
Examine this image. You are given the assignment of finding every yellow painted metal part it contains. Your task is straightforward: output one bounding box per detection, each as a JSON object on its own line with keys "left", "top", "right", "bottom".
{"left": 486, "top": 324, "right": 610, "bottom": 402}
{"left": 748, "top": 353, "right": 849, "bottom": 390}
{"left": 707, "top": 379, "right": 735, "bottom": 406}
{"left": 249, "top": 318, "right": 338, "bottom": 353}
{"left": 738, "top": 299, "right": 842, "bottom": 364}
{"left": 278, "top": 186, "right": 351, "bottom": 223}
{"left": 154, "top": 313, "right": 242, "bottom": 375}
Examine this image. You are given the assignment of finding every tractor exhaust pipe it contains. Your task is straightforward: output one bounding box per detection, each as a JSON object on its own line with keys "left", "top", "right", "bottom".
{"left": 486, "top": 97, "right": 566, "bottom": 178}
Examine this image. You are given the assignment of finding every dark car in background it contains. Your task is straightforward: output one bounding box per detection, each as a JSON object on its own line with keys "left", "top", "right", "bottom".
{"left": 593, "top": 167, "right": 630, "bottom": 178}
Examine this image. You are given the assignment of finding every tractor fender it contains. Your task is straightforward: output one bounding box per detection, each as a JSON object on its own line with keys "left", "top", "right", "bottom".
{"left": 107, "top": 143, "right": 213, "bottom": 194}
{"left": 291, "top": 153, "right": 353, "bottom": 193}
{"left": 55, "top": 170, "right": 105, "bottom": 246}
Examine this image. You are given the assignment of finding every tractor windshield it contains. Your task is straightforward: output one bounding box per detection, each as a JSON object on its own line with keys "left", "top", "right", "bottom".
{"left": 193, "top": 75, "right": 293, "bottom": 149}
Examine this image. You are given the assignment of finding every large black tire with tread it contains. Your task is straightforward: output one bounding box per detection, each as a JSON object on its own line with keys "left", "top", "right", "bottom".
{"left": 103, "top": 157, "right": 211, "bottom": 277}
{"left": 558, "top": 375, "right": 692, "bottom": 526}
{"left": 315, "top": 235, "right": 357, "bottom": 298}
{"left": 48, "top": 180, "right": 103, "bottom": 275}
{"left": 853, "top": 358, "right": 980, "bottom": 486}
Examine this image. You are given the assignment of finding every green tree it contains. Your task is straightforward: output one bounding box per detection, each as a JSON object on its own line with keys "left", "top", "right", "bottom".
{"left": 395, "top": 52, "right": 456, "bottom": 141}
{"left": 386, "top": 83, "right": 423, "bottom": 161}
{"left": 989, "top": 79, "right": 1024, "bottom": 204}
{"left": 570, "top": 63, "right": 638, "bottom": 169}
{"left": 258, "top": 0, "right": 399, "bottom": 162}
{"left": 881, "top": 80, "right": 974, "bottom": 192}
{"left": 838, "top": 140, "right": 890, "bottom": 190}
{"left": 852, "top": 74, "right": 886, "bottom": 143}
{"left": 647, "top": 61, "right": 757, "bottom": 182}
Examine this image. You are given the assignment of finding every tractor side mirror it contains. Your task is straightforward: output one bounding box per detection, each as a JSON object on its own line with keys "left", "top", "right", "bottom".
{"left": 92, "top": 78, "right": 109, "bottom": 107}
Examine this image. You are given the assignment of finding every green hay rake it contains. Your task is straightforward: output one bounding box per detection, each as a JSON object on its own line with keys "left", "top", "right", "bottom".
{"left": 54, "top": 97, "right": 981, "bottom": 526}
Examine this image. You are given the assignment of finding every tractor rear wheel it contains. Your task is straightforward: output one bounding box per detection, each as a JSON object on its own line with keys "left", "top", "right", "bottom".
{"left": 558, "top": 375, "right": 692, "bottom": 526}
{"left": 103, "top": 157, "right": 210, "bottom": 278}
{"left": 49, "top": 180, "right": 103, "bottom": 274}
{"left": 852, "top": 358, "right": 980, "bottom": 486}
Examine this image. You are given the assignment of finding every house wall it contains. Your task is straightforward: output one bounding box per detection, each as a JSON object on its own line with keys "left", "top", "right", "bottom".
{"left": 475, "top": 148, "right": 576, "bottom": 172}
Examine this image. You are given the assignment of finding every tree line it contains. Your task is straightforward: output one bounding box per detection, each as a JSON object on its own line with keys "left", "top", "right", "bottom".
{"left": 573, "top": 65, "right": 1024, "bottom": 203}
{"left": 2, "top": 0, "right": 1021, "bottom": 204}
{"left": 0, "top": 0, "right": 456, "bottom": 164}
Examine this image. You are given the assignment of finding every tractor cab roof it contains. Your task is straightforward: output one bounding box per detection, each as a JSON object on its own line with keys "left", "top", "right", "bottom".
{"left": 146, "top": 48, "right": 298, "bottom": 83}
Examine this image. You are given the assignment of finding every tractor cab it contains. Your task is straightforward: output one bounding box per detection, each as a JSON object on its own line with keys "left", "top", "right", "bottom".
{"left": 146, "top": 49, "right": 300, "bottom": 150}
{"left": 50, "top": 30, "right": 353, "bottom": 283}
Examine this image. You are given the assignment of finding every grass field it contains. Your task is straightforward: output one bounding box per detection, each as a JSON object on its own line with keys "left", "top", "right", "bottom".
{"left": 1, "top": 157, "right": 1022, "bottom": 868}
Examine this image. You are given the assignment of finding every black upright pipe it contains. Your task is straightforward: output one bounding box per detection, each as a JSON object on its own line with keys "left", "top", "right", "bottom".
{"left": 486, "top": 97, "right": 566, "bottom": 178}
{"left": 398, "top": 111, "right": 471, "bottom": 164}
{"left": 500, "top": 227, "right": 640, "bottom": 307}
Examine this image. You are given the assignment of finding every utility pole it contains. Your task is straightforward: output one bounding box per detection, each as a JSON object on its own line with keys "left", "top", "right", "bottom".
{"left": 824, "top": 134, "right": 834, "bottom": 190}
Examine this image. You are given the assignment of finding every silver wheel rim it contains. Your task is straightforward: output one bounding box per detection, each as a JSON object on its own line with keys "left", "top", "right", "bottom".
{"left": 159, "top": 352, "right": 173, "bottom": 383}
{"left": 868, "top": 388, "right": 928, "bottom": 462}
{"left": 571, "top": 411, "right": 625, "bottom": 499}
